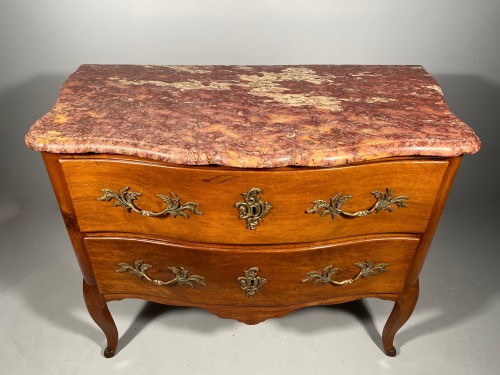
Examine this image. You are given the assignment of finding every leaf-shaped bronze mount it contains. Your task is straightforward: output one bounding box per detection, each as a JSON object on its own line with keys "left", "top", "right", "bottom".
{"left": 116, "top": 260, "right": 206, "bottom": 287}
{"left": 302, "top": 260, "right": 389, "bottom": 286}
{"left": 98, "top": 187, "right": 202, "bottom": 218}
{"left": 306, "top": 188, "right": 408, "bottom": 219}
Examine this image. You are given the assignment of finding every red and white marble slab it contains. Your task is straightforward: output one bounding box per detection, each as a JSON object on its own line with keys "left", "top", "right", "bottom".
{"left": 25, "top": 65, "right": 480, "bottom": 168}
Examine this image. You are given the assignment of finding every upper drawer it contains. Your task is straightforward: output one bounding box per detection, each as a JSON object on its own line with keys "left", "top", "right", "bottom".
{"left": 60, "top": 156, "right": 448, "bottom": 244}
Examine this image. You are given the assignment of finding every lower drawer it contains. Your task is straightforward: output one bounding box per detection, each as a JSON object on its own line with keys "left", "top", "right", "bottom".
{"left": 85, "top": 236, "right": 419, "bottom": 307}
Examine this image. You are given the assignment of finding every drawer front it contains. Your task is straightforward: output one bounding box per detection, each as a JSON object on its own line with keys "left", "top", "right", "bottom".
{"left": 62, "top": 156, "right": 447, "bottom": 244}
{"left": 85, "top": 236, "right": 419, "bottom": 307}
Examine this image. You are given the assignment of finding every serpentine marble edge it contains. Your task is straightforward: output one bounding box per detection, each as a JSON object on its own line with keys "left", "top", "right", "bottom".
{"left": 25, "top": 64, "right": 480, "bottom": 168}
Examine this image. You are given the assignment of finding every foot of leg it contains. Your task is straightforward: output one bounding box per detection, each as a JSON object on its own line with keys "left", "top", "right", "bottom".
{"left": 104, "top": 347, "right": 116, "bottom": 358}
{"left": 382, "top": 280, "right": 419, "bottom": 357}
{"left": 385, "top": 346, "right": 397, "bottom": 357}
{"left": 83, "top": 280, "right": 118, "bottom": 358}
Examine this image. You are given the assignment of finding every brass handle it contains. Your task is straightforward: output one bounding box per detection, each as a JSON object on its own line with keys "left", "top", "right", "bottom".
{"left": 98, "top": 187, "right": 202, "bottom": 218}
{"left": 306, "top": 188, "right": 408, "bottom": 219}
{"left": 238, "top": 267, "right": 267, "bottom": 298}
{"left": 116, "top": 260, "right": 206, "bottom": 287}
{"left": 235, "top": 188, "right": 272, "bottom": 230}
{"left": 302, "top": 260, "right": 388, "bottom": 286}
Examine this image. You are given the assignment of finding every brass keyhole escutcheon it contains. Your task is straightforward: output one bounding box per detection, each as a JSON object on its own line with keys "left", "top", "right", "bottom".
{"left": 238, "top": 267, "right": 267, "bottom": 298}
{"left": 235, "top": 188, "right": 272, "bottom": 230}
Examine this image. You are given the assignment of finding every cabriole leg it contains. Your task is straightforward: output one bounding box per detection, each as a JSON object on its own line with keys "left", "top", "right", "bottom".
{"left": 382, "top": 280, "right": 419, "bottom": 357}
{"left": 82, "top": 280, "right": 118, "bottom": 358}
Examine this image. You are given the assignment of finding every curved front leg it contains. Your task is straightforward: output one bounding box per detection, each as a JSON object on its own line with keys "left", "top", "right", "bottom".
{"left": 382, "top": 280, "right": 419, "bottom": 356}
{"left": 83, "top": 281, "right": 118, "bottom": 358}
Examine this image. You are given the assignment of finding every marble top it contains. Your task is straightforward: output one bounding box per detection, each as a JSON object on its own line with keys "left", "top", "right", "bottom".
{"left": 25, "top": 64, "right": 480, "bottom": 168}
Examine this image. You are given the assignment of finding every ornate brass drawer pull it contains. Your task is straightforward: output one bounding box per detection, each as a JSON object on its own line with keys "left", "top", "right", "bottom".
{"left": 306, "top": 188, "right": 408, "bottom": 219}
{"left": 235, "top": 188, "right": 272, "bottom": 230}
{"left": 98, "top": 187, "right": 202, "bottom": 218}
{"left": 116, "top": 260, "right": 206, "bottom": 287}
{"left": 238, "top": 267, "right": 267, "bottom": 298}
{"left": 302, "top": 260, "right": 388, "bottom": 286}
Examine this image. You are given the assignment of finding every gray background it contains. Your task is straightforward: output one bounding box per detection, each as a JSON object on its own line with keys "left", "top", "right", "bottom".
{"left": 1, "top": 1, "right": 499, "bottom": 374}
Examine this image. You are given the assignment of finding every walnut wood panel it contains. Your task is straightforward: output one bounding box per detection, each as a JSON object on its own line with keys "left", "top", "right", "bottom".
{"left": 42, "top": 152, "right": 96, "bottom": 286}
{"left": 61, "top": 155, "right": 447, "bottom": 244}
{"left": 84, "top": 235, "right": 419, "bottom": 307}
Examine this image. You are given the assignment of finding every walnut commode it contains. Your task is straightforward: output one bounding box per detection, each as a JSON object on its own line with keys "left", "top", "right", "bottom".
{"left": 26, "top": 65, "right": 480, "bottom": 358}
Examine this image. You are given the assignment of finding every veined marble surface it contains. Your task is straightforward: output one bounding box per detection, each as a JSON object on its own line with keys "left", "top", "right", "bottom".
{"left": 25, "top": 65, "right": 480, "bottom": 167}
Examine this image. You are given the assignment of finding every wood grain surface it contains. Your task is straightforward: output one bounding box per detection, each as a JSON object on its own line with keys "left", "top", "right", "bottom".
{"left": 60, "top": 154, "right": 448, "bottom": 244}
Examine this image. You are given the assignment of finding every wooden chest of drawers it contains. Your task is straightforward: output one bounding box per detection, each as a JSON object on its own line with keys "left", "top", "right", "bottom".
{"left": 26, "top": 65, "right": 480, "bottom": 358}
